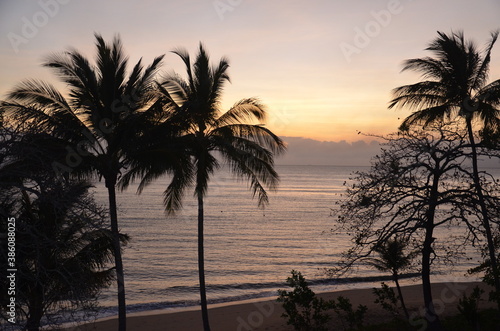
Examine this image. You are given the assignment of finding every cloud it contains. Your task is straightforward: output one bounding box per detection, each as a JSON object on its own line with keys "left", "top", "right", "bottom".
{"left": 276, "top": 136, "right": 381, "bottom": 166}
{"left": 277, "top": 136, "right": 500, "bottom": 169}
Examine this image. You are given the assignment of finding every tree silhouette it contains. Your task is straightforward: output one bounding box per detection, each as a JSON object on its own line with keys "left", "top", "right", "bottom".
{"left": 364, "top": 237, "right": 412, "bottom": 320}
{"left": 123, "top": 43, "right": 286, "bottom": 331}
{"left": 1, "top": 34, "right": 164, "bottom": 330}
{"left": 389, "top": 31, "right": 500, "bottom": 310}
{"left": 332, "top": 124, "right": 500, "bottom": 331}
{"left": 0, "top": 126, "right": 127, "bottom": 331}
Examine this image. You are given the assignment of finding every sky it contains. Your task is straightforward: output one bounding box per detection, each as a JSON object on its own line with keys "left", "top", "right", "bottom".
{"left": 1, "top": 0, "right": 500, "bottom": 164}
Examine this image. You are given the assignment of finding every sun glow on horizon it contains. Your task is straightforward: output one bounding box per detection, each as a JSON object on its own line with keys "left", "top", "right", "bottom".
{"left": 1, "top": 1, "right": 499, "bottom": 143}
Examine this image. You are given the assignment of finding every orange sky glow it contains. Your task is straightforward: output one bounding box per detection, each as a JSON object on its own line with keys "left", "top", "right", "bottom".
{"left": 1, "top": 0, "right": 499, "bottom": 143}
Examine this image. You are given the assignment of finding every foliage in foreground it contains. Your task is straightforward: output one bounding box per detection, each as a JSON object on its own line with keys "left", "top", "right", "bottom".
{"left": 0, "top": 127, "right": 128, "bottom": 330}
{"left": 372, "top": 283, "right": 402, "bottom": 319}
{"left": 365, "top": 237, "right": 413, "bottom": 320}
{"left": 0, "top": 179, "right": 128, "bottom": 330}
{"left": 332, "top": 295, "right": 367, "bottom": 331}
{"left": 389, "top": 29, "right": 500, "bottom": 312}
{"left": 123, "top": 43, "right": 286, "bottom": 331}
{"left": 1, "top": 33, "right": 165, "bottom": 331}
{"left": 468, "top": 234, "right": 500, "bottom": 306}
{"left": 331, "top": 122, "right": 500, "bottom": 329}
{"left": 277, "top": 270, "right": 333, "bottom": 331}
{"left": 277, "top": 270, "right": 366, "bottom": 331}
{"left": 341, "top": 307, "right": 500, "bottom": 331}
{"left": 442, "top": 309, "right": 500, "bottom": 331}
{"left": 457, "top": 286, "right": 484, "bottom": 331}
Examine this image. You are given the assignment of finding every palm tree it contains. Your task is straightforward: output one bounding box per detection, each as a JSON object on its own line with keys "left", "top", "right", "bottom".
{"left": 364, "top": 237, "right": 412, "bottom": 320}
{"left": 123, "top": 44, "right": 286, "bottom": 331}
{"left": 1, "top": 180, "right": 127, "bottom": 331}
{"left": 0, "top": 124, "right": 128, "bottom": 330}
{"left": 1, "top": 34, "right": 164, "bottom": 330}
{"left": 389, "top": 30, "right": 500, "bottom": 311}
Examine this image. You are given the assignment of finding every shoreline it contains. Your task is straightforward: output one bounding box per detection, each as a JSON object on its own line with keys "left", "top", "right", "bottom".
{"left": 64, "top": 281, "right": 495, "bottom": 331}
{"left": 92, "top": 272, "right": 474, "bottom": 317}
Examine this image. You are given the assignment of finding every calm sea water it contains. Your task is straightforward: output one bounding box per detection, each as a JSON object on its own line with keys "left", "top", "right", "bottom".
{"left": 91, "top": 165, "right": 486, "bottom": 316}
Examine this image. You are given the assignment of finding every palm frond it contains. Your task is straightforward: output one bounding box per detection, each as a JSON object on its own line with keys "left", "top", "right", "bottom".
{"left": 44, "top": 51, "right": 100, "bottom": 106}
{"left": 124, "top": 58, "right": 144, "bottom": 95}
{"left": 213, "top": 133, "right": 274, "bottom": 164}
{"left": 140, "top": 55, "right": 165, "bottom": 87}
{"left": 212, "top": 133, "right": 281, "bottom": 206}
{"left": 389, "top": 81, "right": 448, "bottom": 110}
{"left": 94, "top": 33, "right": 129, "bottom": 108}
{"left": 3, "top": 81, "right": 89, "bottom": 142}
{"left": 477, "top": 79, "right": 500, "bottom": 107}
{"left": 363, "top": 257, "right": 389, "bottom": 272}
{"left": 401, "top": 58, "right": 446, "bottom": 80}
{"left": 472, "top": 30, "right": 499, "bottom": 91}
{"left": 222, "top": 148, "right": 277, "bottom": 207}
{"left": 214, "top": 98, "right": 267, "bottom": 126}
{"left": 124, "top": 54, "right": 166, "bottom": 101}
{"left": 159, "top": 75, "right": 190, "bottom": 107}
{"left": 399, "top": 105, "right": 453, "bottom": 131}
{"left": 472, "top": 30, "right": 499, "bottom": 90}
{"left": 209, "top": 56, "right": 230, "bottom": 106}
{"left": 193, "top": 43, "right": 212, "bottom": 100}
{"left": 171, "top": 47, "right": 194, "bottom": 89}
{"left": 119, "top": 147, "right": 181, "bottom": 193}
{"left": 7, "top": 79, "right": 72, "bottom": 113}
{"left": 212, "top": 123, "right": 286, "bottom": 155}
{"left": 163, "top": 164, "right": 194, "bottom": 214}
{"left": 194, "top": 151, "right": 219, "bottom": 198}
{"left": 476, "top": 102, "right": 500, "bottom": 132}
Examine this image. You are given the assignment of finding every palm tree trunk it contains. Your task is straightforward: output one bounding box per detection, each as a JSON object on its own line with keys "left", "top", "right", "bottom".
{"left": 466, "top": 118, "right": 500, "bottom": 311}
{"left": 106, "top": 179, "right": 127, "bottom": 331}
{"left": 198, "top": 192, "right": 211, "bottom": 331}
{"left": 393, "top": 273, "right": 410, "bottom": 320}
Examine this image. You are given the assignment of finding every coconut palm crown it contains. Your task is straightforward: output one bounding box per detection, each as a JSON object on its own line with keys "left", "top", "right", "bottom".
{"left": 123, "top": 43, "right": 286, "bottom": 331}
{"left": 389, "top": 30, "right": 500, "bottom": 133}
{"left": 389, "top": 30, "right": 500, "bottom": 311}
{"left": 1, "top": 33, "right": 165, "bottom": 331}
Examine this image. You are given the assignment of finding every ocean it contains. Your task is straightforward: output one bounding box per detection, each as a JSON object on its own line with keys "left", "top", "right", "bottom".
{"left": 91, "top": 164, "right": 485, "bottom": 317}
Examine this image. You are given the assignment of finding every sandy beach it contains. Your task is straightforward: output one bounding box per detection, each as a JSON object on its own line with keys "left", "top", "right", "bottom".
{"left": 65, "top": 281, "right": 494, "bottom": 331}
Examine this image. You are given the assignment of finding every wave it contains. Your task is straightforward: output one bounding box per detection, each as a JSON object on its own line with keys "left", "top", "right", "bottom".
{"left": 159, "top": 272, "right": 418, "bottom": 294}
{"left": 1, "top": 272, "right": 423, "bottom": 329}
{"left": 98, "top": 272, "right": 421, "bottom": 316}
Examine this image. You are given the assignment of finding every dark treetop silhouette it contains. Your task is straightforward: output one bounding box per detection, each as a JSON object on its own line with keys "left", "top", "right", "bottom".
{"left": 1, "top": 33, "right": 165, "bottom": 331}
{"left": 0, "top": 123, "right": 129, "bottom": 330}
{"left": 333, "top": 124, "right": 500, "bottom": 331}
{"left": 389, "top": 30, "right": 500, "bottom": 313}
{"left": 120, "top": 43, "right": 286, "bottom": 331}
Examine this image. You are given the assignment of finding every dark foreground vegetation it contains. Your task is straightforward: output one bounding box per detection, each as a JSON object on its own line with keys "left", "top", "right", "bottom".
{"left": 1, "top": 29, "right": 500, "bottom": 331}
{"left": 278, "top": 271, "right": 499, "bottom": 331}
{"left": 0, "top": 34, "right": 282, "bottom": 331}
{"left": 278, "top": 30, "right": 500, "bottom": 331}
